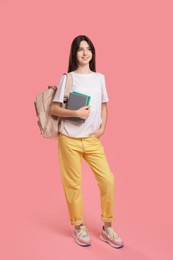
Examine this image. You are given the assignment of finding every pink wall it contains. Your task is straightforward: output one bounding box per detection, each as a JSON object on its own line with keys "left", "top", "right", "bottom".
{"left": 0, "top": 1, "right": 173, "bottom": 260}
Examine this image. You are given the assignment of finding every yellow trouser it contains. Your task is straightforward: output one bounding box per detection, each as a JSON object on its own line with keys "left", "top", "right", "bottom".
{"left": 58, "top": 133, "right": 115, "bottom": 226}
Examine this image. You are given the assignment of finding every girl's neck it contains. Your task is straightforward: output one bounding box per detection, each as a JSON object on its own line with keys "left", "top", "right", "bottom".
{"left": 74, "top": 66, "right": 92, "bottom": 74}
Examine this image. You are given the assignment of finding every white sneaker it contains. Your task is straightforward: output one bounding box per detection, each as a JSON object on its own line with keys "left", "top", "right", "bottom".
{"left": 73, "top": 225, "right": 91, "bottom": 247}
{"left": 99, "top": 226, "right": 124, "bottom": 248}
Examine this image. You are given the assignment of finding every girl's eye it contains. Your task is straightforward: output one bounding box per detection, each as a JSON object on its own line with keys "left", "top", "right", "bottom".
{"left": 78, "top": 48, "right": 91, "bottom": 51}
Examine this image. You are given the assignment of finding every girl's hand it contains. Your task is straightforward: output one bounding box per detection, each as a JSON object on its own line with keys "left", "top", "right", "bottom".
{"left": 76, "top": 106, "right": 90, "bottom": 119}
{"left": 89, "top": 127, "right": 105, "bottom": 138}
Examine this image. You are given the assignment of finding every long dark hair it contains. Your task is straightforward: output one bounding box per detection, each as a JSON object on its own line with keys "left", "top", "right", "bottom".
{"left": 68, "top": 35, "right": 96, "bottom": 72}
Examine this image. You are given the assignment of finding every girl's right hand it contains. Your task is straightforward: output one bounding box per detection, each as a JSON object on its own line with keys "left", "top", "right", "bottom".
{"left": 76, "top": 106, "right": 90, "bottom": 119}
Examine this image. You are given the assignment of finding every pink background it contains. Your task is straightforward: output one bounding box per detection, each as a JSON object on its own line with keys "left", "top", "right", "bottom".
{"left": 0, "top": 0, "right": 173, "bottom": 259}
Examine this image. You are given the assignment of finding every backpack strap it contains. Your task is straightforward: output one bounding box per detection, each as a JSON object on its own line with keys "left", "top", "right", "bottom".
{"left": 58, "top": 73, "right": 73, "bottom": 133}
{"left": 63, "top": 72, "right": 73, "bottom": 103}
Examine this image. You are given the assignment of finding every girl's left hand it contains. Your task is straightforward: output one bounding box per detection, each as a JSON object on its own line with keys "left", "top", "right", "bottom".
{"left": 89, "top": 128, "right": 104, "bottom": 138}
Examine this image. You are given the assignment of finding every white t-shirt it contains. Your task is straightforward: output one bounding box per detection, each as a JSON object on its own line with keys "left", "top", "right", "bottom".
{"left": 52, "top": 71, "right": 109, "bottom": 138}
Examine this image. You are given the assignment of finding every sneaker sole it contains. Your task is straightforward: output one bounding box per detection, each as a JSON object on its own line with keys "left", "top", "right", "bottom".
{"left": 99, "top": 234, "right": 124, "bottom": 248}
{"left": 73, "top": 235, "right": 91, "bottom": 247}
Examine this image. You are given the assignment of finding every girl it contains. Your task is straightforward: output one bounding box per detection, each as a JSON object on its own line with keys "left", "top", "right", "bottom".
{"left": 50, "top": 35, "right": 124, "bottom": 248}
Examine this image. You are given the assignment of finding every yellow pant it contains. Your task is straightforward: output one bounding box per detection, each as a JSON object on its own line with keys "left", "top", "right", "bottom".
{"left": 58, "top": 133, "right": 115, "bottom": 226}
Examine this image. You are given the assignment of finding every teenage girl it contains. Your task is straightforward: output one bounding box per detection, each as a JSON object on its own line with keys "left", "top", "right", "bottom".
{"left": 50, "top": 35, "right": 124, "bottom": 248}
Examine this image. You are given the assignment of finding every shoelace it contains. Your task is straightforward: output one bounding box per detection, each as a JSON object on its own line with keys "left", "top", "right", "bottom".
{"left": 76, "top": 226, "right": 88, "bottom": 239}
{"left": 106, "top": 227, "right": 121, "bottom": 242}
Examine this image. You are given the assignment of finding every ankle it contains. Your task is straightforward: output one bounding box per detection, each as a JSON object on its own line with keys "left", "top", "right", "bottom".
{"left": 75, "top": 223, "right": 84, "bottom": 230}
{"left": 104, "top": 223, "right": 112, "bottom": 231}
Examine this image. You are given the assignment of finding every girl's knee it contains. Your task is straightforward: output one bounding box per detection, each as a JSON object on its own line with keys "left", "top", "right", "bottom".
{"left": 100, "top": 172, "right": 114, "bottom": 189}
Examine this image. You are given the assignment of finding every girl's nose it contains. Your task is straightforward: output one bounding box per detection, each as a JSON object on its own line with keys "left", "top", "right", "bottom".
{"left": 83, "top": 49, "right": 88, "bottom": 55}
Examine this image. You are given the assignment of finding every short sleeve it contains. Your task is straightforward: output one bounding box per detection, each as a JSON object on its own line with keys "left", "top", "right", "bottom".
{"left": 101, "top": 74, "right": 109, "bottom": 103}
{"left": 52, "top": 74, "right": 67, "bottom": 103}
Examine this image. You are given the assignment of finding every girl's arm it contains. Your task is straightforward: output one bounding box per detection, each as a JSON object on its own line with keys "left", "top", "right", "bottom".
{"left": 100, "top": 102, "right": 108, "bottom": 133}
{"left": 50, "top": 102, "right": 90, "bottom": 120}
{"left": 89, "top": 102, "right": 108, "bottom": 138}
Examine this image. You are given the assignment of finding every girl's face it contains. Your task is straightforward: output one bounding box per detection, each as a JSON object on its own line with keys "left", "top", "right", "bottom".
{"left": 76, "top": 40, "right": 92, "bottom": 66}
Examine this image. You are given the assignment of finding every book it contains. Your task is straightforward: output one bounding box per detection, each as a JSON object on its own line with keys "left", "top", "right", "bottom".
{"left": 66, "top": 91, "right": 91, "bottom": 123}
{"left": 72, "top": 91, "right": 91, "bottom": 106}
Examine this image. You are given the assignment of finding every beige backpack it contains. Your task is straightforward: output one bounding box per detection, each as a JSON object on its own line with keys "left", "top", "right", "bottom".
{"left": 34, "top": 73, "right": 72, "bottom": 138}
